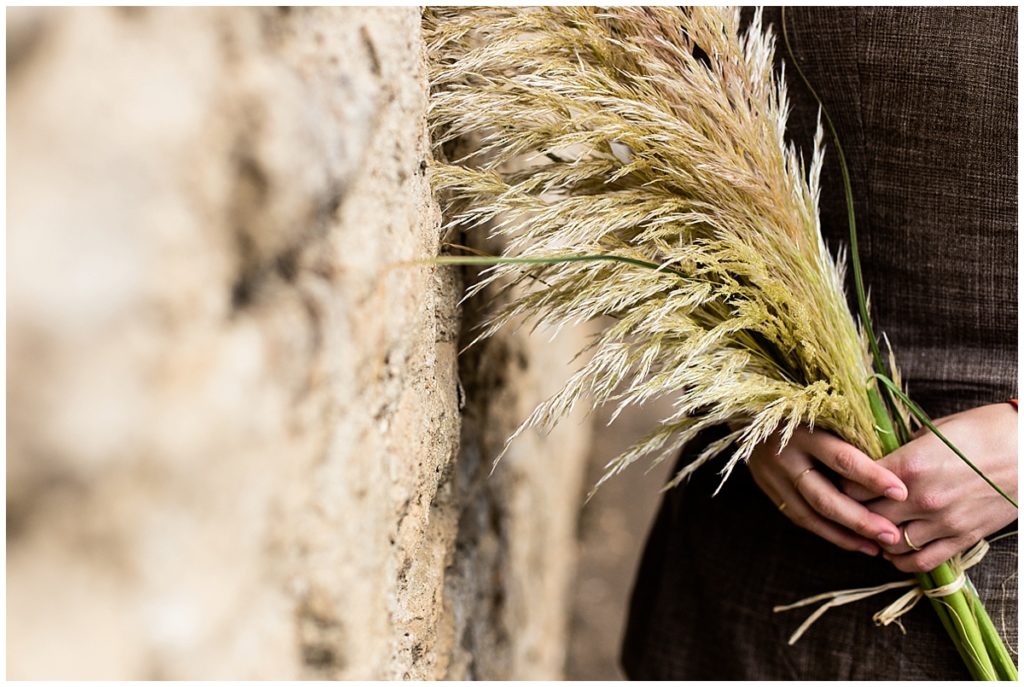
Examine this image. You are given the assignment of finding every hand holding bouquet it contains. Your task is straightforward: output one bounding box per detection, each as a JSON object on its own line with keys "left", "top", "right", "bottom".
{"left": 424, "top": 7, "right": 1017, "bottom": 679}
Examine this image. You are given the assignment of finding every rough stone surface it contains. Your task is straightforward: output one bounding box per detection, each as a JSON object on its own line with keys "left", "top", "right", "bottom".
{"left": 7, "top": 7, "right": 590, "bottom": 679}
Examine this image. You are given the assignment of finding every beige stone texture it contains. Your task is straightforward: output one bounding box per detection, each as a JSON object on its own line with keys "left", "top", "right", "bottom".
{"left": 7, "top": 7, "right": 591, "bottom": 679}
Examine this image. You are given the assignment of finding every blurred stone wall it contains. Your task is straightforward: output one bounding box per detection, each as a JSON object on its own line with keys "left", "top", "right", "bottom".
{"left": 7, "top": 7, "right": 590, "bottom": 679}
{"left": 564, "top": 397, "right": 677, "bottom": 680}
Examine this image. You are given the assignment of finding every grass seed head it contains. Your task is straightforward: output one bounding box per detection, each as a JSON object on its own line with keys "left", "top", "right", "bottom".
{"left": 424, "top": 7, "right": 883, "bottom": 495}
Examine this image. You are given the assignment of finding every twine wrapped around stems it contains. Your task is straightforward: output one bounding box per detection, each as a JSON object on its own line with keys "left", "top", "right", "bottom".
{"left": 774, "top": 539, "right": 991, "bottom": 645}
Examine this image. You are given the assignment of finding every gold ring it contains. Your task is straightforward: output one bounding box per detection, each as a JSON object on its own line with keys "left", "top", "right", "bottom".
{"left": 777, "top": 500, "right": 787, "bottom": 512}
{"left": 793, "top": 466, "right": 815, "bottom": 488}
{"left": 903, "top": 526, "right": 922, "bottom": 552}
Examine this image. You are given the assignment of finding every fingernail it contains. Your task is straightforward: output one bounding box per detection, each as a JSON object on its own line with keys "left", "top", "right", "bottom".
{"left": 859, "top": 545, "right": 878, "bottom": 556}
{"left": 884, "top": 486, "right": 906, "bottom": 501}
{"left": 878, "top": 532, "right": 898, "bottom": 545}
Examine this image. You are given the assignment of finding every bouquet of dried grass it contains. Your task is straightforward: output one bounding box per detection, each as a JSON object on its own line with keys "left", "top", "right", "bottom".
{"left": 423, "top": 6, "right": 1016, "bottom": 679}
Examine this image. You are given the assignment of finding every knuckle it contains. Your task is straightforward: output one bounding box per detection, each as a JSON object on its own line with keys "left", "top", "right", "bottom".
{"left": 907, "top": 559, "right": 930, "bottom": 574}
{"left": 899, "top": 451, "right": 926, "bottom": 482}
{"left": 891, "top": 557, "right": 914, "bottom": 573}
{"left": 832, "top": 448, "right": 857, "bottom": 476}
{"left": 898, "top": 548, "right": 944, "bottom": 574}
{"left": 807, "top": 492, "right": 834, "bottom": 519}
{"left": 817, "top": 503, "right": 838, "bottom": 521}
{"left": 914, "top": 553, "right": 941, "bottom": 574}
{"left": 852, "top": 517, "right": 873, "bottom": 535}
{"left": 913, "top": 490, "right": 945, "bottom": 513}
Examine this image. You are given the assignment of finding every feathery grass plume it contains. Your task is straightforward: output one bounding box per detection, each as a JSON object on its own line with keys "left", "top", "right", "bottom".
{"left": 424, "top": 8, "right": 1019, "bottom": 678}
{"left": 424, "top": 6, "right": 882, "bottom": 497}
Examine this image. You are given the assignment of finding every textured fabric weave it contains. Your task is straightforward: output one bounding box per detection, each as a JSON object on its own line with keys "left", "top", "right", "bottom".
{"left": 620, "top": 7, "right": 1018, "bottom": 680}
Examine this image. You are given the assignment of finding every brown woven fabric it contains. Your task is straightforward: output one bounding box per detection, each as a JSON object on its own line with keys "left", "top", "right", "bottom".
{"left": 620, "top": 7, "right": 1017, "bottom": 680}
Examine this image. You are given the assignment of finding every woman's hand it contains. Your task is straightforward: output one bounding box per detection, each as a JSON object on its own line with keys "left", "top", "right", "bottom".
{"left": 747, "top": 427, "right": 908, "bottom": 556}
{"left": 840, "top": 403, "right": 1018, "bottom": 574}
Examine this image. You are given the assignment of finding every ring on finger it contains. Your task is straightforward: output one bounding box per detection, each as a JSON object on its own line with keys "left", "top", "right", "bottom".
{"left": 903, "top": 526, "right": 922, "bottom": 552}
{"left": 777, "top": 500, "right": 787, "bottom": 512}
{"left": 793, "top": 466, "right": 815, "bottom": 488}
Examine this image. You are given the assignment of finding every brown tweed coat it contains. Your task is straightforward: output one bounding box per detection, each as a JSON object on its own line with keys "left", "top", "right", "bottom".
{"left": 620, "top": 7, "right": 1018, "bottom": 680}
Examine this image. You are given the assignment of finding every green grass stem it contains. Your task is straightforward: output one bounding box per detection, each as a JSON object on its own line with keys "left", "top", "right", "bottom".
{"left": 973, "top": 593, "right": 1019, "bottom": 680}
{"left": 784, "top": 8, "right": 1017, "bottom": 672}
{"left": 930, "top": 563, "right": 997, "bottom": 680}
{"left": 873, "top": 374, "right": 1017, "bottom": 508}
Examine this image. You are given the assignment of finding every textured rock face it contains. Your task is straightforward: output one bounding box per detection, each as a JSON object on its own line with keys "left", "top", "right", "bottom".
{"left": 7, "top": 7, "right": 590, "bottom": 679}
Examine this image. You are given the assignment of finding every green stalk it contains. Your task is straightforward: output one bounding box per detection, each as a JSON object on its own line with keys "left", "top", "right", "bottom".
{"left": 973, "top": 594, "right": 1019, "bottom": 680}
{"left": 781, "top": 10, "right": 1015, "bottom": 677}
{"left": 871, "top": 399, "right": 993, "bottom": 678}
{"left": 931, "top": 563, "right": 997, "bottom": 679}
{"left": 872, "top": 385, "right": 990, "bottom": 677}
{"left": 926, "top": 587, "right": 980, "bottom": 678}
{"left": 870, "top": 377, "right": 1008, "bottom": 680}
{"left": 873, "top": 374, "right": 1017, "bottom": 507}
{"left": 868, "top": 385, "right": 899, "bottom": 455}
{"left": 869, "top": 382, "right": 995, "bottom": 678}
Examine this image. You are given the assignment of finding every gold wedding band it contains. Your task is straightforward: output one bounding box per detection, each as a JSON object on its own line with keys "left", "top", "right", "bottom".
{"left": 777, "top": 501, "right": 787, "bottom": 512}
{"left": 793, "top": 466, "right": 815, "bottom": 488}
{"left": 903, "top": 526, "right": 922, "bottom": 552}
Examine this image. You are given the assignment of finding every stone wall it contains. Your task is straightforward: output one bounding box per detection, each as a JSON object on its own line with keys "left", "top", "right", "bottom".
{"left": 7, "top": 7, "right": 591, "bottom": 679}
{"left": 565, "top": 397, "right": 678, "bottom": 680}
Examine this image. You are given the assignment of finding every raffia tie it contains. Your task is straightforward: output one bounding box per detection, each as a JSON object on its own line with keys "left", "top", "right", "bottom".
{"left": 773, "top": 539, "right": 990, "bottom": 645}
